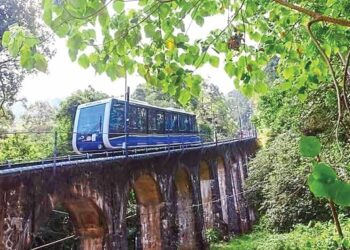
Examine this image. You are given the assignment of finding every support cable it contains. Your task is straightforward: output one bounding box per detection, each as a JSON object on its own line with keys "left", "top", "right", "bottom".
{"left": 31, "top": 235, "right": 78, "bottom": 250}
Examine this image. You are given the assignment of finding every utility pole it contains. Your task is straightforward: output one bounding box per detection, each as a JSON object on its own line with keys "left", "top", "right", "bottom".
{"left": 124, "top": 69, "right": 129, "bottom": 157}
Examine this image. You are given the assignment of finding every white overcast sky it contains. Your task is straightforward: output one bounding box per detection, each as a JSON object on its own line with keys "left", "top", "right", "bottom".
{"left": 19, "top": 8, "right": 234, "bottom": 103}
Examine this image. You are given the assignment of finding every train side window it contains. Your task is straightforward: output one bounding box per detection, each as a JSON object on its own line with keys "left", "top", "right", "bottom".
{"left": 109, "top": 102, "right": 124, "bottom": 134}
{"left": 188, "top": 116, "right": 193, "bottom": 132}
{"left": 148, "top": 109, "right": 156, "bottom": 133}
{"left": 185, "top": 115, "right": 190, "bottom": 132}
{"left": 128, "top": 105, "right": 138, "bottom": 133}
{"left": 156, "top": 112, "right": 164, "bottom": 133}
{"left": 165, "top": 112, "right": 172, "bottom": 133}
{"left": 128, "top": 106, "right": 147, "bottom": 133}
{"left": 179, "top": 114, "right": 189, "bottom": 132}
{"left": 149, "top": 109, "right": 164, "bottom": 133}
{"left": 138, "top": 107, "right": 147, "bottom": 133}
{"left": 171, "top": 113, "right": 178, "bottom": 132}
{"left": 193, "top": 117, "right": 198, "bottom": 132}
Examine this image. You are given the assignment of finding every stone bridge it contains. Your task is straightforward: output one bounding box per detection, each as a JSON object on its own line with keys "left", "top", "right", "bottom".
{"left": 0, "top": 138, "right": 257, "bottom": 250}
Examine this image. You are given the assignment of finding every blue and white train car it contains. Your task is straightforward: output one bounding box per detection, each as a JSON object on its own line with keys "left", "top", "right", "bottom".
{"left": 72, "top": 98, "right": 201, "bottom": 154}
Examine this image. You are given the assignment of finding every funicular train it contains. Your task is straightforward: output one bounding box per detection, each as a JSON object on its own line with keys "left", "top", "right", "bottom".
{"left": 72, "top": 98, "right": 201, "bottom": 154}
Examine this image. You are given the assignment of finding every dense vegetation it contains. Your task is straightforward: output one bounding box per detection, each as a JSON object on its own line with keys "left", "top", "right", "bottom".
{"left": 212, "top": 219, "right": 350, "bottom": 250}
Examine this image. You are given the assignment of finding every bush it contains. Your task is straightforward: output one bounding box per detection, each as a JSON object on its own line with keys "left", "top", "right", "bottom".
{"left": 205, "top": 228, "right": 221, "bottom": 244}
{"left": 245, "top": 133, "right": 341, "bottom": 232}
{"left": 211, "top": 219, "right": 350, "bottom": 250}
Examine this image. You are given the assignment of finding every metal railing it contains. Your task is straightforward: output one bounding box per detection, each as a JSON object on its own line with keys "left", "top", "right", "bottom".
{"left": 0, "top": 129, "right": 257, "bottom": 172}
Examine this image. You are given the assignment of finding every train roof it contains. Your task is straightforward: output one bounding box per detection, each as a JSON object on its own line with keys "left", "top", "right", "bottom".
{"left": 77, "top": 97, "right": 195, "bottom": 115}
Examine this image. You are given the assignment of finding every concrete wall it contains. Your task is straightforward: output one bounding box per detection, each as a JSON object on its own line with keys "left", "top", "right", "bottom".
{"left": 0, "top": 139, "right": 257, "bottom": 250}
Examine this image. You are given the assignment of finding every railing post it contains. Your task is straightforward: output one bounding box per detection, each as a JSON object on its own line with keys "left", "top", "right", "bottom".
{"left": 181, "top": 133, "right": 184, "bottom": 149}
{"left": 53, "top": 131, "right": 57, "bottom": 175}
{"left": 168, "top": 134, "right": 170, "bottom": 154}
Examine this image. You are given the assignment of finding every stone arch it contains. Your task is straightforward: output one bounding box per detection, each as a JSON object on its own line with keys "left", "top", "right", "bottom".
{"left": 174, "top": 167, "right": 196, "bottom": 249}
{"left": 228, "top": 152, "right": 240, "bottom": 210}
{"left": 133, "top": 174, "right": 163, "bottom": 250}
{"left": 33, "top": 193, "right": 108, "bottom": 250}
{"left": 199, "top": 161, "right": 214, "bottom": 230}
{"left": 231, "top": 151, "right": 250, "bottom": 232}
{"left": 216, "top": 157, "right": 228, "bottom": 224}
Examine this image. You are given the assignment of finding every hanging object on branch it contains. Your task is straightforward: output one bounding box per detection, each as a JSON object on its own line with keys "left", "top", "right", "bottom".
{"left": 227, "top": 33, "right": 243, "bottom": 51}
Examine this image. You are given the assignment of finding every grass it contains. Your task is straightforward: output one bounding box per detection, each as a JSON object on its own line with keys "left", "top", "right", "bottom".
{"left": 211, "top": 218, "right": 350, "bottom": 250}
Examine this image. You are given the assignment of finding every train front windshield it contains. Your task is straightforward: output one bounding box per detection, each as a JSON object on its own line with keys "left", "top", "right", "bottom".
{"left": 75, "top": 104, "right": 106, "bottom": 152}
{"left": 77, "top": 104, "right": 105, "bottom": 133}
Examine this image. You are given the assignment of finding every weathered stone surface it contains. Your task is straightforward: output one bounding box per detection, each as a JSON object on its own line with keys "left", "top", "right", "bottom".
{"left": 0, "top": 138, "right": 257, "bottom": 250}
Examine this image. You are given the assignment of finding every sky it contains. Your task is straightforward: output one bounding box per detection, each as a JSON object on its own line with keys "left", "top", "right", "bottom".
{"left": 19, "top": 6, "right": 234, "bottom": 103}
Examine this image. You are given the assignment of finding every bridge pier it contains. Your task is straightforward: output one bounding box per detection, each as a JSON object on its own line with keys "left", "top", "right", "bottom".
{"left": 0, "top": 138, "right": 257, "bottom": 250}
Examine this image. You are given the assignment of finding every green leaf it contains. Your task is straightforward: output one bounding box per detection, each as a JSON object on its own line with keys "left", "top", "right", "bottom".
{"left": 254, "top": 82, "right": 268, "bottom": 94}
{"left": 42, "top": 0, "right": 53, "bottom": 25}
{"left": 55, "top": 23, "right": 70, "bottom": 38}
{"left": 8, "top": 37, "right": 21, "bottom": 56}
{"left": 137, "top": 64, "right": 147, "bottom": 76}
{"left": 115, "top": 64, "right": 126, "bottom": 77}
{"left": 299, "top": 136, "right": 321, "bottom": 157}
{"left": 224, "top": 63, "right": 234, "bottom": 77}
{"left": 106, "top": 63, "right": 117, "bottom": 80}
{"left": 209, "top": 56, "right": 219, "bottom": 67}
{"left": 2, "top": 31, "right": 10, "bottom": 47}
{"left": 113, "top": 1, "right": 124, "bottom": 13}
{"left": 68, "top": 48, "right": 78, "bottom": 61}
{"left": 98, "top": 11, "right": 110, "bottom": 29}
{"left": 324, "top": 44, "right": 332, "bottom": 57}
{"left": 312, "top": 162, "right": 337, "bottom": 182}
{"left": 282, "top": 67, "right": 294, "bottom": 80}
{"left": 159, "top": 4, "right": 170, "bottom": 18}
{"left": 20, "top": 46, "right": 33, "bottom": 69}
{"left": 33, "top": 53, "right": 48, "bottom": 72}
{"left": 176, "top": 33, "right": 189, "bottom": 43}
{"left": 334, "top": 182, "right": 350, "bottom": 206}
{"left": 308, "top": 162, "right": 337, "bottom": 199}
{"left": 195, "top": 16, "right": 204, "bottom": 26}
{"left": 67, "top": 33, "right": 83, "bottom": 51}
{"left": 241, "top": 84, "right": 254, "bottom": 97}
{"left": 78, "top": 54, "right": 90, "bottom": 69}
{"left": 191, "top": 76, "right": 201, "bottom": 97}
{"left": 178, "top": 89, "right": 191, "bottom": 106}
{"left": 144, "top": 23, "right": 155, "bottom": 38}
{"left": 43, "top": 8, "right": 52, "bottom": 26}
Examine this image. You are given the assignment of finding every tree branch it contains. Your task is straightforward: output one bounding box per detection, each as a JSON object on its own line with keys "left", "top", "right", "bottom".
{"left": 273, "top": 0, "right": 350, "bottom": 27}
{"left": 342, "top": 49, "right": 350, "bottom": 113}
{"left": 195, "top": 0, "right": 246, "bottom": 69}
{"left": 307, "top": 19, "right": 342, "bottom": 152}
{"left": 329, "top": 201, "right": 344, "bottom": 239}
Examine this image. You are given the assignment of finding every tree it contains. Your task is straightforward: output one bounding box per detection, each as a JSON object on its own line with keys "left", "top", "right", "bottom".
{"left": 0, "top": 101, "right": 59, "bottom": 162}
{"left": 0, "top": 0, "right": 54, "bottom": 119}
{"left": 246, "top": 133, "right": 350, "bottom": 232}
{"left": 20, "top": 101, "right": 57, "bottom": 132}
{"left": 189, "top": 82, "right": 238, "bottom": 140}
{"left": 131, "top": 83, "right": 180, "bottom": 108}
{"left": 226, "top": 90, "right": 253, "bottom": 132}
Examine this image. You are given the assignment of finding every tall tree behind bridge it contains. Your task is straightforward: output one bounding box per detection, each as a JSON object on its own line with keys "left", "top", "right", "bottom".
{"left": 131, "top": 83, "right": 180, "bottom": 108}
{"left": 0, "top": 0, "right": 54, "bottom": 126}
